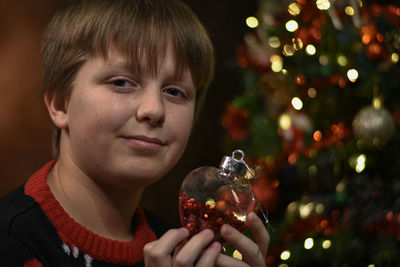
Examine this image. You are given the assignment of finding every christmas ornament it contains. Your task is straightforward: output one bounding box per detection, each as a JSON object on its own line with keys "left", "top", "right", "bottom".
{"left": 352, "top": 105, "right": 395, "bottom": 147}
{"left": 179, "top": 150, "right": 265, "bottom": 242}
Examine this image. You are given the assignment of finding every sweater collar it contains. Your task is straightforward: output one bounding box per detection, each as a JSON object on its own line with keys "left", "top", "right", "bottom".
{"left": 25, "top": 160, "right": 157, "bottom": 265}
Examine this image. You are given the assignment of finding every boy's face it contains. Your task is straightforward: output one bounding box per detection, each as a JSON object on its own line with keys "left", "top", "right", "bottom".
{"left": 54, "top": 48, "right": 196, "bottom": 189}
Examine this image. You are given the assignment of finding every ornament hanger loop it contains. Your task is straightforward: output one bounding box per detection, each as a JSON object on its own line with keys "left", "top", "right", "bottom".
{"left": 232, "top": 149, "right": 245, "bottom": 161}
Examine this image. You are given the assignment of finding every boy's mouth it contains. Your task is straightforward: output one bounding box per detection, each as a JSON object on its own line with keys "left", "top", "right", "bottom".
{"left": 121, "top": 135, "right": 166, "bottom": 151}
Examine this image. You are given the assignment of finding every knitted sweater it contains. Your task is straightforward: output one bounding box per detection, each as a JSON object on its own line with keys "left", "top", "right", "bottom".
{"left": 0, "top": 161, "right": 174, "bottom": 266}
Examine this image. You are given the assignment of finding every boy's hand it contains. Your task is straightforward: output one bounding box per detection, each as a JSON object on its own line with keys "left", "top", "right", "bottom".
{"left": 216, "top": 212, "right": 269, "bottom": 267}
{"left": 144, "top": 227, "right": 221, "bottom": 266}
{"left": 144, "top": 212, "right": 269, "bottom": 267}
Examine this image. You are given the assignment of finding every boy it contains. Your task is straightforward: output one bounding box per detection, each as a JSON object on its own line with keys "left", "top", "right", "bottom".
{"left": 0, "top": 0, "right": 269, "bottom": 266}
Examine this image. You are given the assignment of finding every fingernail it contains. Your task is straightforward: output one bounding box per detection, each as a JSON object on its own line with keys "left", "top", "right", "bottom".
{"left": 202, "top": 228, "right": 214, "bottom": 238}
{"left": 222, "top": 224, "right": 231, "bottom": 235}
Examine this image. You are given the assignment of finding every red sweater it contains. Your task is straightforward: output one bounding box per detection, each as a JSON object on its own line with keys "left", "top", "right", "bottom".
{"left": 0, "top": 161, "right": 173, "bottom": 266}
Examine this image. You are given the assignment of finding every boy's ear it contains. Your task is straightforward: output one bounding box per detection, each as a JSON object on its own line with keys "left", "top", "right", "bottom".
{"left": 44, "top": 93, "right": 68, "bottom": 129}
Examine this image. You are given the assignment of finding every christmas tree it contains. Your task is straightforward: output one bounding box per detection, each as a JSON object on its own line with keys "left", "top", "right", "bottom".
{"left": 221, "top": 0, "right": 400, "bottom": 265}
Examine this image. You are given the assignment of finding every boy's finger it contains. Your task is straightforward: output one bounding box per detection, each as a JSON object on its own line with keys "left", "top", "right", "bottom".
{"left": 220, "top": 224, "right": 266, "bottom": 267}
{"left": 144, "top": 228, "right": 189, "bottom": 260}
{"left": 195, "top": 241, "right": 222, "bottom": 267}
{"left": 247, "top": 212, "right": 270, "bottom": 256}
{"left": 173, "top": 228, "right": 215, "bottom": 266}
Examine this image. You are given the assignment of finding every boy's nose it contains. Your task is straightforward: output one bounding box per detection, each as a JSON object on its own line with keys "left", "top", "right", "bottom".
{"left": 135, "top": 87, "right": 165, "bottom": 126}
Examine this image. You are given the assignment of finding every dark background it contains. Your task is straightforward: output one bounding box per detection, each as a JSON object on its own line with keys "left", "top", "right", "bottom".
{"left": 0, "top": 0, "right": 258, "bottom": 225}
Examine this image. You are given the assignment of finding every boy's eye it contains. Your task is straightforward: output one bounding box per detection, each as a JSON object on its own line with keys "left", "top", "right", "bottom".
{"left": 111, "top": 79, "right": 131, "bottom": 87}
{"left": 164, "top": 88, "right": 185, "bottom": 98}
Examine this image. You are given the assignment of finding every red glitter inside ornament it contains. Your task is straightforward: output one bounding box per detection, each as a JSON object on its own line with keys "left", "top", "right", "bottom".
{"left": 179, "top": 192, "right": 248, "bottom": 242}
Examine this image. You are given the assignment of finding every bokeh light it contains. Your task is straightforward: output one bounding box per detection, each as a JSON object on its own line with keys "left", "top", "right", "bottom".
{"left": 345, "top": 6, "right": 355, "bottom": 15}
{"left": 316, "top": 0, "right": 331, "bottom": 10}
{"left": 233, "top": 250, "right": 243, "bottom": 260}
{"left": 280, "top": 250, "right": 291, "bottom": 260}
{"left": 288, "top": 3, "right": 301, "bottom": 16}
{"left": 291, "top": 97, "right": 303, "bottom": 110}
{"left": 392, "top": 52, "right": 399, "bottom": 63}
{"left": 268, "top": 36, "right": 281, "bottom": 48}
{"left": 347, "top": 68, "right": 359, "bottom": 82}
{"left": 279, "top": 114, "right": 292, "bottom": 130}
{"left": 304, "top": 237, "right": 314, "bottom": 249}
{"left": 305, "top": 44, "right": 316, "bottom": 55}
{"left": 246, "top": 16, "right": 259, "bottom": 28}
{"left": 286, "top": 20, "right": 299, "bottom": 32}
{"left": 322, "top": 240, "right": 332, "bottom": 249}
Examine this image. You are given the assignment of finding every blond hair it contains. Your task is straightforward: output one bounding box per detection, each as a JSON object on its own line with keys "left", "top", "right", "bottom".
{"left": 42, "top": 0, "right": 214, "bottom": 156}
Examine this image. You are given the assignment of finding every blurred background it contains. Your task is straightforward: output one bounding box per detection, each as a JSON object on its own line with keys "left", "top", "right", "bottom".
{"left": 1, "top": 0, "right": 400, "bottom": 266}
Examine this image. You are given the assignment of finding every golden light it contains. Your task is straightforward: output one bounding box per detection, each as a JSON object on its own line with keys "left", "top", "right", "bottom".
{"left": 316, "top": 0, "right": 331, "bottom": 10}
{"left": 347, "top": 68, "right": 359, "bottom": 82}
{"left": 336, "top": 181, "right": 345, "bottom": 193}
{"left": 355, "top": 154, "right": 366, "bottom": 173}
{"left": 322, "top": 240, "right": 332, "bottom": 249}
{"left": 270, "top": 55, "right": 284, "bottom": 72}
{"left": 280, "top": 250, "right": 291, "bottom": 260}
{"left": 391, "top": 52, "right": 399, "bottom": 63}
{"left": 285, "top": 20, "right": 299, "bottom": 32}
{"left": 308, "top": 87, "right": 317, "bottom": 98}
{"left": 205, "top": 198, "right": 216, "bottom": 208}
{"left": 246, "top": 16, "right": 259, "bottom": 28}
{"left": 279, "top": 265, "right": 289, "bottom": 267}
{"left": 345, "top": 6, "right": 355, "bottom": 15}
{"left": 319, "top": 55, "right": 329, "bottom": 65}
{"left": 292, "top": 37, "right": 303, "bottom": 50}
{"left": 304, "top": 238, "right": 314, "bottom": 249}
{"left": 291, "top": 97, "right": 303, "bottom": 110}
{"left": 288, "top": 2, "right": 301, "bottom": 16}
{"left": 373, "top": 97, "right": 382, "bottom": 109}
{"left": 315, "top": 203, "right": 325, "bottom": 213}
{"left": 305, "top": 44, "right": 316, "bottom": 55}
{"left": 233, "top": 250, "right": 243, "bottom": 260}
{"left": 283, "top": 44, "right": 295, "bottom": 56}
{"left": 268, "top": 36, "right": 281, "bottom": 48}
{"left": 279, "top": 114, "right": 292, "bottom": 130}
{"left": 299, "top": 202, "right": 314, "bottom": 219}
{"left": 337, "top": 55, "right": 348, "bottom": 66}
{"left": 368, "top": 265, "right": 376, "bottom": 267}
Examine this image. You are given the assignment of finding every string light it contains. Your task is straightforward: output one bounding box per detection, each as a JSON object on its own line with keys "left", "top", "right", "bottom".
{"left": 304, "top": 238, "right": 314, "bottom": 249}
{"left": 315, "top": 203, "right": 325, "bottom": 213}
{"left": 268, "top": 36, "right": 281, "bottom": 48}
{"left": 270, "top": 55, "right": 283, "bottom": 72}
{"left": 347, "top": 68, "right": 359, "bottom": 82}
{"left": 337, "top": 55, "right": 348, "bottom": 66}
{"left": 291, "top": 97, "right": 303, "bottom": 110}
{"left": 355, "top": 154, "right": 366, "bottom": 173}
{"left": 316, "top": 0, "right": 331, "bottom": 10}
{"left": 288, "top": 2, "right": 301, "bottom": 16}
{"left": 308, "top": 87, "right": 317, "bottom": 98}
{"left": 283, "top": 44, "right": 295, "bottom": 56}
{"left": 319, "top": 55, "right": 329, "bottom": 65}
{"left": 233, "top": 250, "right": 243, "bottom": 260}
{"left": 299, "top": 202, "right": 314, "bottom": 218}
{"left": 279, "top": 114, "right": 292, "bottom": 130}
{"left": 313, "top": 130, "right": 322, "bottom": 141}
{"left": 246, "top": 16, "right": 259, "bottom": 28}
{"left": 292, "top": 38, "right": 304, "bottom": 50}
{"left": 345, "top": 6, "right": 355, "bottom": 15}
{"left": 322, "top": 240, "right": 332, "bottom": 249}
{"left": 280, "top": 250, "right": 291, "bottom": 260}
{"left": 285, "top": 20, "right": 299, "bottom": 32}
{"left": 391, "top": 52, "right": 399, "bottom": 63}
{"left": 305, "top": 44, "right": 316, "bottom": 55}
